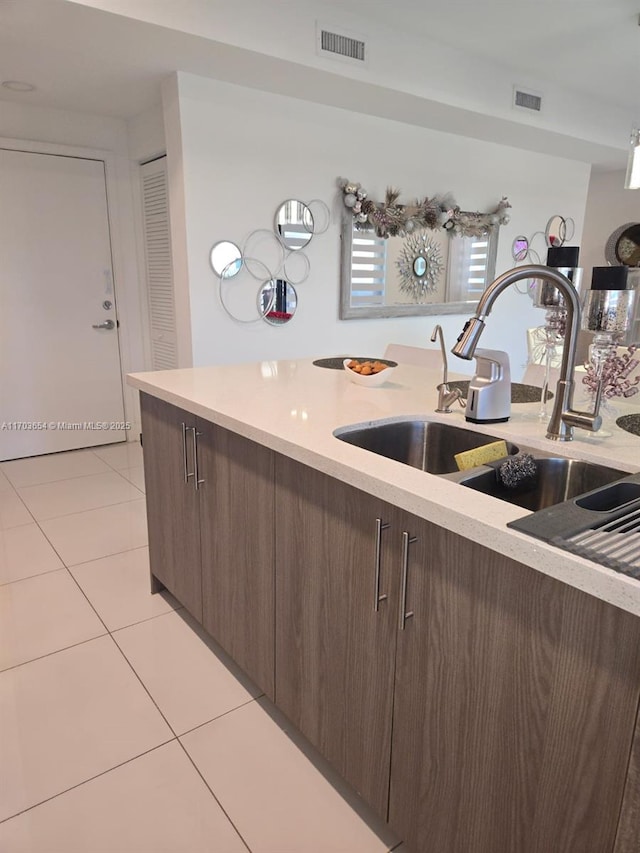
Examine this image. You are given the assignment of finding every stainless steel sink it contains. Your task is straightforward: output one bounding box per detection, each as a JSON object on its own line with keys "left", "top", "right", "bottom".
{"left": 334, "top": 419, "right": 519, "bottom": 475}
{"left": 334, "top": 418, "right": 628, "bottom": 512}
{"left": 459, "top": 457, "right": 627, "bottom": 512}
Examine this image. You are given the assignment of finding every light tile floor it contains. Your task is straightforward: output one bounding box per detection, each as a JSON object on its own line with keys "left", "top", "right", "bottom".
{"left": 0, "top": 443, "right": 404, "bottom": 853}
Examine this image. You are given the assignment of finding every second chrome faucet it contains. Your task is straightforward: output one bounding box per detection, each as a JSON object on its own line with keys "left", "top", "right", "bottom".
{"left": 430, "top": 325, "right": 465, "bottom": 413}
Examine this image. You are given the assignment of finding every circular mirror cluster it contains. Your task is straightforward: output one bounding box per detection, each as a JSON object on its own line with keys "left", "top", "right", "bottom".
{"left": 544, "top": 215, "right": 574, "bottom": 247}
{"left": 511, "top": 215, "right": 576, "bottom": 267}
{"left": 209, "top": 198, "right": 328, "bottom": 325}
{"left": 210, "top": 241, "right": 242, "bottom": 278}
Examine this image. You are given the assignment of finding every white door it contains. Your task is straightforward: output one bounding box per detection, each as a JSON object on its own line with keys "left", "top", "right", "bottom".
{"left": 0, "top": 149, "right": 126, "bottom": 461}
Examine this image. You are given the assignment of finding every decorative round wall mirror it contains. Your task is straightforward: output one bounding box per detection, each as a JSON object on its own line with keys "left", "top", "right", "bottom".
{"left": 512, "top": 235, "right": 529, "bottom": 262}
{"left": 210, "top": 240, "right": 242, "bottom": 278}
{"left": 274, "top": 200, "right": 314, "bottom": 251}
{"left": 283, "top": 250, "right": 310, "bottom": 285}
{"left": 243, "top": 229, "right": 285, "bottom": 280}
{"left": 544, "top": 215, "right": 574, "bottom": 247}
{"left": 307, "top": 199, "right": 331, "bottom": 234}
{"left": 545, "top": 215, "right": 566, "bottom": 247}
{"left": 218, "top": 257, "right": 275, "bottom": 324}
{"left": 615, "top": 224, "right": 640, "bottom": 266}
{"left": 259, "top": 279, "right": 298, "bottom": 324}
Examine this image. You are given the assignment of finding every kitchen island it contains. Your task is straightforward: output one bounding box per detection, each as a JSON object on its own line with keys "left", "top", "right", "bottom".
{"left": 128, "top": 359, "right": 640, "bottom": 853}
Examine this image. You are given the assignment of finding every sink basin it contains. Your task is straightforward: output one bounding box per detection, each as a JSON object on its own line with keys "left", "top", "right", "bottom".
{"left": 334, "top": 419, "right": 519, "bottom": 475}
{"left": 460, "top": 457, "right": 627, "bottom": 512}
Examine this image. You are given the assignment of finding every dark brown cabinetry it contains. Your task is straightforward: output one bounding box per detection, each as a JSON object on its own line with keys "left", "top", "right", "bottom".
{"left": 275, "top": 457, "right": 400, "bottom": 816}
{"left": 275, "top": 454, "right": 640, "bottom": 853}
{"left": 141, "top": 393, "right": 203, "bottom": 620}
{"left": 198, "top": 421, "right": 275, "bottom": 697}
{"left": 141, "top": 395, "right": 640, "bottom": 853}
{"left": 140, "top": 393, "right": 275, "bottom": 697}
{"left": 389, "top": 524, "right": 640, "bottom": 853}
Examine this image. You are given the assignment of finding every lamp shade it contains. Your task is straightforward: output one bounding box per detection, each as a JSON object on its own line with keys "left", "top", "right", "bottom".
{"left": 624, "top": 127, "right": 640, "bottom": 190}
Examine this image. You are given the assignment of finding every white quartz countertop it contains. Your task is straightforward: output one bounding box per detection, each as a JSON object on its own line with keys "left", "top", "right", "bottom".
{"left": 128, "top": 359, "right": 640, "bottom": 618}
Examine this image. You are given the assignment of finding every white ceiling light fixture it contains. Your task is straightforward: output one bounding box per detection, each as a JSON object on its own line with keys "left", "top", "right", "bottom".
{"left": 1, "top": 80, "right": 36, "bottom": 92}
{"left": 624, "top": 127, "right": 640, "bottom": 190}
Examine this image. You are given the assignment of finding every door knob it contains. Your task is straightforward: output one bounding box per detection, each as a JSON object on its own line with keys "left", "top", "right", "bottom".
{"left": 92, "top": 320, "right": 115, "bottom": 330}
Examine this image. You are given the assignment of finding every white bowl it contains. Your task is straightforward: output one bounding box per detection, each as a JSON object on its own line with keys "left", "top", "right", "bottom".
{"left": 343, "top": 358, "right": 397, "bottom": 387}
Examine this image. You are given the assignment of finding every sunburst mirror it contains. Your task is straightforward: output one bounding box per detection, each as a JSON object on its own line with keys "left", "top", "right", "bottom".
{"left": 396, "top": 231, "right": 444, "bottom": 302}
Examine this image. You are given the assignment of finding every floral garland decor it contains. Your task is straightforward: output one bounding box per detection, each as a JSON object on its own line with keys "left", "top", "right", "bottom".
{"left": 338, "top": 178, "right": 511, "bottom": 239}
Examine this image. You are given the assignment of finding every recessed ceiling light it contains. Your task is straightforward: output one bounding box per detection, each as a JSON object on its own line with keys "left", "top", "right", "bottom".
{"left": 2, "top": 80, "right": 36, "bottom": 92}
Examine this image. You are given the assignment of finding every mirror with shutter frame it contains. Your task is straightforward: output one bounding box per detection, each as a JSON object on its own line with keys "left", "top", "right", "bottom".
{"left": 339, "top": 216, "right": 500, "bottom": 319}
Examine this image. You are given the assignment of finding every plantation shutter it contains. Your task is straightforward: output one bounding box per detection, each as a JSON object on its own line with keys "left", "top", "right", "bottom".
{"left": 350, "top": 231, "right": 387, "bottom": 307}
{"left": 447, "top": 233, "right": 497, "bottom": 301}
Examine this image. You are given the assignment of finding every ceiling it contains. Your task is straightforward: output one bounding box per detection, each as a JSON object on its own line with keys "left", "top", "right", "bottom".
{"left": 322, "top": 0, "right": 640, "bottom": 112}
{"left": 0, "top": 0, "right": 638, "bottom": 167}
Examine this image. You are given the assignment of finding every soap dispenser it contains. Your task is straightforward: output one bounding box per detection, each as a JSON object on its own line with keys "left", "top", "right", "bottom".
{"left": 465, "top": 348, "right": 511, "bottom": 424}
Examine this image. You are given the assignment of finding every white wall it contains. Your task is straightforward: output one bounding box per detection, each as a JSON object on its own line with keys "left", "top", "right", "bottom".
{"left": 127, "top": 104, "right": 165, "bottom": 164}
{"left": 0, "top": 101, "right": 148, "bottom": 435}
{"left": 581, "top": 170, "right": 640, "bottom": 278}
{"left": 167, "top": 71, "right": 591, "bottom": 379}
{"left": 579, "top": 169, "right": 640, "bottom": 356}
{"left": 72, "top": 0, "right": 629, "bottom": 163}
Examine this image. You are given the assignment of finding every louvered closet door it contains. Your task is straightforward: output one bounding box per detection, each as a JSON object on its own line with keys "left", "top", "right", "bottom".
{"left": 140, "top": 157, "right": 177, "bottom": 370}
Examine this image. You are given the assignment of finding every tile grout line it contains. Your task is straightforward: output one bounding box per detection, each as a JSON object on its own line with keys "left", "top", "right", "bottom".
{"left": 97, "top": 602, "right": 185, "bottom": 634}
{"left": 28, "top": 503, "right": 147, "bottom": 572}
{"left": 0, "top": 629, "right": 109, "bottom": 675}
{"left": 3, "top": 530, "right": 258, "bottom": 849}
{"left": 175, "top": 738, "right": 253, "bottom": 853}
{"left": 107, "top": 623, "right": 262, "bottom": 742}
{"left": 0, "top": 739, "right": 176, "bottom": 826}
{"left": 1, "top": 465, "right": 127, "bottom": 491}
{"left": 17, "top": 469, "right": 144, "bottom": 504}
{"left": 107, "top": 631, "right": 255, "bottom": 853}
{"left": 0, "top": 542, "right": 151, "bottom": 589}
{"left": 3, "top": 447, "right": 397, "bottom": 851}
{"left": 93, "top": 443, "right": 144, "bottom": 475}
{"left": 176, "top": 694, "right": 263, "bottom": 739}
{"left": 23, "top": 494, "right": 146, "bottom": 525}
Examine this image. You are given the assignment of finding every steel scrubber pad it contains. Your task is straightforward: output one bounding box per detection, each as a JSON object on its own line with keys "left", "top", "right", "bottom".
{"left": 497, "top": 453, "right": 538, "bottom": 490}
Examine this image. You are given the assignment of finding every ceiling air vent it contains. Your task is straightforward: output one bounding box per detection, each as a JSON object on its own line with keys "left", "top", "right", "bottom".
{"left": 513, "top": 87, "right": 542, "bottom": 113}
{"left": 317, "top": 24, "right": 367, "bottom": 65}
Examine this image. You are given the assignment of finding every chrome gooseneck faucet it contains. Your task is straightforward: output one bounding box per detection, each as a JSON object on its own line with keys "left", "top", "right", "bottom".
{"left": 430, "top": 324, "right": 464, "bottom": 413}
{"left": 451, "top": 264, "right": 602, "bottom": 441}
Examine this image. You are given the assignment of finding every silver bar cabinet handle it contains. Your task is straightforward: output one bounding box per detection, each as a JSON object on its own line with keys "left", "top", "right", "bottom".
{"left": 374, "top": 518, "right": 390, "bottom": 612}
{"left": 181, "top": 422, "right": 194, "bottom": 483}
{"left": 191, "top": 428, "right": 205, "bottom": 490}
{"left": 399, "top": 532, "right": 417, "bottom": 630}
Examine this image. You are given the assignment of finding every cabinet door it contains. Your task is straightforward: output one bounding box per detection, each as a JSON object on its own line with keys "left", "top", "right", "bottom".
{"left": 198, "top": 422, "right": 275, "bottom": 698}
{"left": 140, "top": 393, "right": 202, "bottom": 621}
{"left": 389, "top": 520, "right": 640, "bottom": 853}
{"left": 275, "top": 457, "right": 400, "bottom": 818}
{"left": 614, "top": 702, "right": 640, "bottom": 853}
